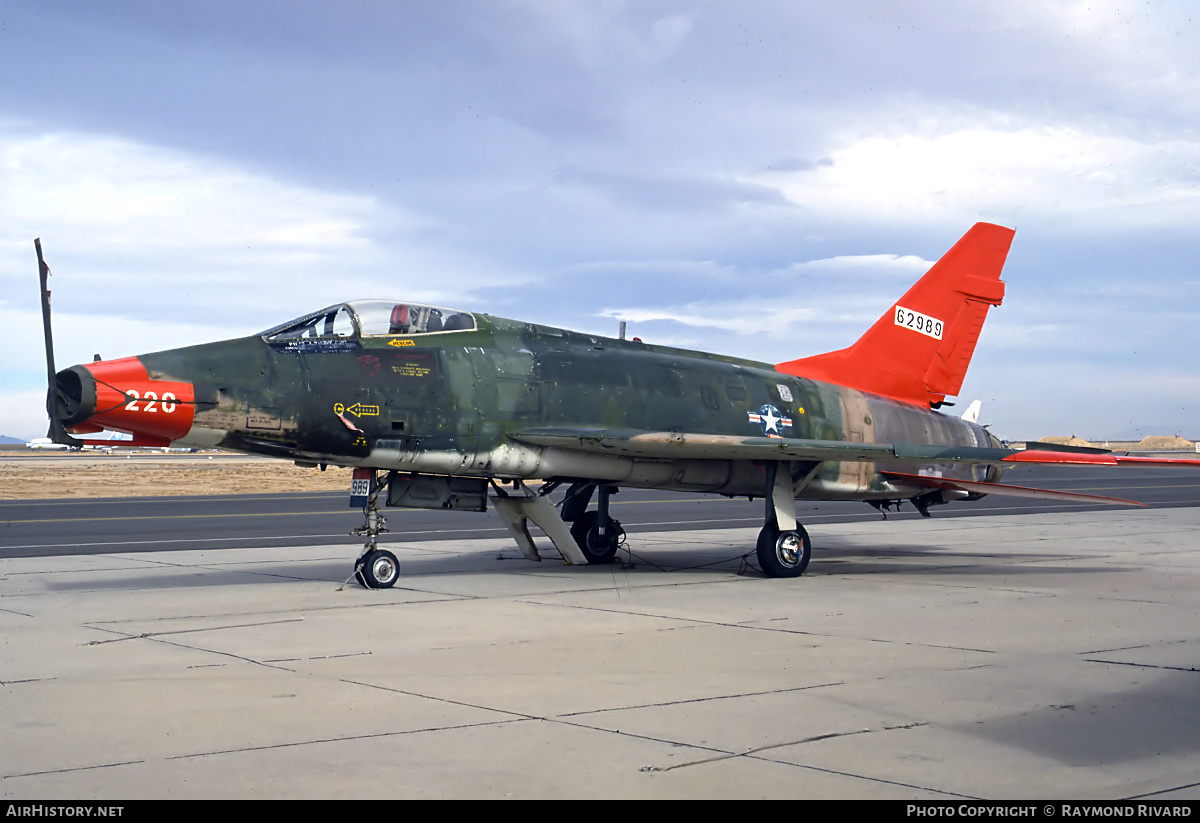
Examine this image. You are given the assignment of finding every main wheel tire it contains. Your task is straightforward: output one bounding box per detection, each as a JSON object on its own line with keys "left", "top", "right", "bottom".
{"left": 357, "top": 549, "right": 400, "bottom": 589}
{"left": 756, "top": 525, "right": 811, "bottom": 578}
{"left": 570, "top": 510, "right": 622, "bottom": 564}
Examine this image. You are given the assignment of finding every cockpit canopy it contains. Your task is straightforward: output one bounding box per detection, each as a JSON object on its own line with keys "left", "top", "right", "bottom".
{"left": 262, "top": 300, "right": 477, "bottom": 340}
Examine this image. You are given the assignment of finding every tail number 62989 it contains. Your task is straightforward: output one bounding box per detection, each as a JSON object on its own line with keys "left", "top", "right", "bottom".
{"left": 894, "top": 306, "right": 944, "bottom": 340}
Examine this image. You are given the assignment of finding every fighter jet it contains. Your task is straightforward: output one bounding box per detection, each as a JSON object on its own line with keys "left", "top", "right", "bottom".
{"left": 34, "top": 225, "right": 1200, "bottom": 586}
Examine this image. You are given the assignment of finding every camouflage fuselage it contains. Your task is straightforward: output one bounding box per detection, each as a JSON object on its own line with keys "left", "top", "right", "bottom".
{"left": 137, "top": 313, "right": 1004, "bottom": 500}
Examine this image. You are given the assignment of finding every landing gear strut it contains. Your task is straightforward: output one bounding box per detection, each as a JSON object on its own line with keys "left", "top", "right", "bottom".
{"left": 352, "top": 471, "right": 399, "bottom": 589}
{"left": 755, "top": 461, "right": 815, "bottom": 578}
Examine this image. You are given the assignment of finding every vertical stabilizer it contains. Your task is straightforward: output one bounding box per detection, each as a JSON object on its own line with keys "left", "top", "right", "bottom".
{"left": 776, "top": 222, "right": 1014, "bottom": 407}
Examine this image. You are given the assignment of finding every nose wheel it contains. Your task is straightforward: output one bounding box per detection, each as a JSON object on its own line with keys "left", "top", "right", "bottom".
{"left": 356, "top": 548, "right": 400, "bottom": 589}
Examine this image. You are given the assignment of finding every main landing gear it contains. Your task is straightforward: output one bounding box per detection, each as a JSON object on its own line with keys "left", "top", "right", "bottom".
{"left": 755, "top": 461, "right": 818, "bottom": 578}
{"left": 491, "top": 479, "right": 625, "bottom": 567}
{"left": 564, "top": 482, "right": 624, "bottom": 564}
{"left": 756, "top": 523, "right": 811, "bottom": 578}
{"left": 570, "top": 510, "right": 623, "bottom": 564}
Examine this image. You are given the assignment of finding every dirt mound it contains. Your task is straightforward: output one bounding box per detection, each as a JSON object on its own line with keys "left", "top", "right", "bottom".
{"left": 1137, "top": 435, "right": 1196, "bottom": 450}
{"left": 1038, "top": 436, "right": 1095, "bottom": 448}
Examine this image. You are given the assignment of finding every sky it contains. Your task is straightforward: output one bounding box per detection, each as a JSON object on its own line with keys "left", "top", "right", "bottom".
{"left": 1, "top": 0, "right": 1198, "bottom": 441}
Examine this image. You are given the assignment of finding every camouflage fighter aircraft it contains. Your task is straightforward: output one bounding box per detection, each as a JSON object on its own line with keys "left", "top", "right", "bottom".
{"left": 34, "top": 225, "right": 1200, "bottom": 587}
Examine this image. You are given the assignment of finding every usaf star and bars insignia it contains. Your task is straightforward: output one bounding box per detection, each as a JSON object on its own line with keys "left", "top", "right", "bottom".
{"left": 747, "top": 404, "right": 792, "bottom": 438}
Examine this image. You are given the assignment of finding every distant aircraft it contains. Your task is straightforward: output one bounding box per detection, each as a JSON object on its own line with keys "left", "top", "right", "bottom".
{"left": 25, "top": 437, "right": 71, "bottom": 451}
{"left": 34, "top": 226, "right": 1200, "bottom": 587}
{"left": 25, "top": 432, "right": 126, "bottom": 452}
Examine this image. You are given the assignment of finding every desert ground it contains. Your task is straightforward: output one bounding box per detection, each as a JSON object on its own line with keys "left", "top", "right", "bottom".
{"left": 0, "top": 450, "right": 353, "bottom": 499}
{"left": 1, "top": 434, "right": 1194, "bottom": 500}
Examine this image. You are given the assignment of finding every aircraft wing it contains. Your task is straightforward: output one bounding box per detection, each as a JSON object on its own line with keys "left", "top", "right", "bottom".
{"left": 509, "top": 427, "right": 1015, "bottom": 463}
{"left": 510, "top": 428, "right": 1200, "bottom": 468}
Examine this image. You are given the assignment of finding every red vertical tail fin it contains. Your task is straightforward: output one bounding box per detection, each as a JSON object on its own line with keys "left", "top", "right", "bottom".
{"left": 776, "top": 222, "right": 1014, "bottom": 408}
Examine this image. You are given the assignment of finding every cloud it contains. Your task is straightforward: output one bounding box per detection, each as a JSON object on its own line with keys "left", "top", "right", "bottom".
{"left": 758, "top": 124, "right": 1200, "bottom": 230}
{"left": 0, "top": 126, "right": 544, "bottom": 323}
{"left": 0, "top": 128, "right": 392, "bottom": 321}
{"left": 0, "top": 126, "right": 498, "bottom": 438}
{"left": 590, "top": 252, "right": 939, "bottom": 359}
{"left": 553, "top": 166, "right": 789, "bottom": 212}
{"left": 508, "top": 4, "right": 694, "bottom": 73}
{"left": 2, "top": 131, "right": 381, "bottom": 248}
{"left": 2, "top": 3, "right": 1198, "bottom": 443}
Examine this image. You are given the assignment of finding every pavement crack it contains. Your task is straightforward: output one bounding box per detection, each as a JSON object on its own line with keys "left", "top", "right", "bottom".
{"left": 338, "top": 677, "right": 536, "bottom": 721}
{"left": 518, "top": 599, "right": 995, "bottom": 653}
{"left": 1083, "top": 658, "right": 1200, "bottom": 673}
{"left": 640, "top": 721, "right": 928, "bottom": 773}
{"left": 1080, "top": 640, "right": 1187, "bottom": 655}
{"left": 4, "top": 759, "right": 146, "bottom": 779}
{"left": 83, "top": 624, "right": 298, "bottom": 671}
{"left": 164, "top": 718, "right": 526, "bottom": 762}
{"left": 83, "top": 617, "right": 304, "bottom": 645}
{"left": 556, "top": 681, "right": 843, "bottom": 718}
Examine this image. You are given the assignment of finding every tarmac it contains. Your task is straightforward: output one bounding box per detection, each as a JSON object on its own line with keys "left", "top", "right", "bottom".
{"left": 3, "top": 507, "right": 1200, "bottom": 800}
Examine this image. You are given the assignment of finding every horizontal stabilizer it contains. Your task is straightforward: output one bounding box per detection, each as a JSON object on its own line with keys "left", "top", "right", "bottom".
{"left": 882, "top": 471, "right": 1143, "bottom": 506}
{"left": 1004, "top": 450, "right": 1200, "bottom": 467}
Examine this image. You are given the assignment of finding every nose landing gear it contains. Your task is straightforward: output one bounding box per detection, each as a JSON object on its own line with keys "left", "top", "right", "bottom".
{"left": 351, "top": 470, "right": 398, "bottom": 589}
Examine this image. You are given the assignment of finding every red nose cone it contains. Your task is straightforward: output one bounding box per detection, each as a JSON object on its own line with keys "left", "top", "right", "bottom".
{"left": 69, "top": 357, "right": 195, "bottom": 445}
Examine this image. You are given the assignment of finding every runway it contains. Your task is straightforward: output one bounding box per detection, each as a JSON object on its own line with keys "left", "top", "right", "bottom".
{"left": 4, "top": 464, "right": 1200, "bottom": 559}
{"left": 2, "top": 471, "right": 1199, "bottom": 798}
